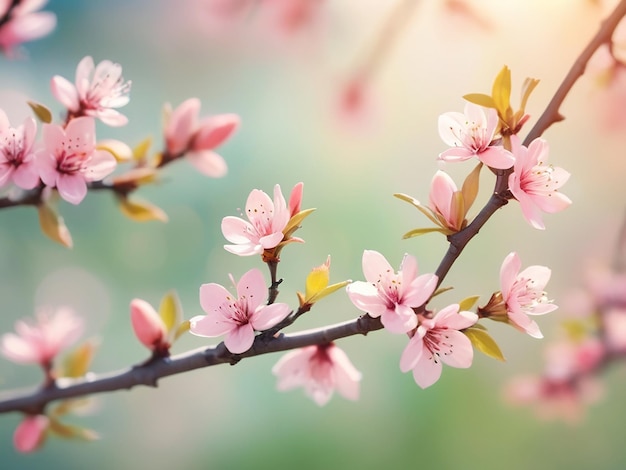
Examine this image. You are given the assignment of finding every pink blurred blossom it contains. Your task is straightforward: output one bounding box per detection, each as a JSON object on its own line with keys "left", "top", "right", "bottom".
{"left": 51, "top": 56, "right": 131, "bottom": 127}
{"left": 221, "top": 184, "right": 290, "bottom": 256}
{"left": 346, "top": 250, "right": 438, "bottom": 334}
{"left": 400, "top": 304, "right": 477, "bottom": 388}
{"left": 603, "top": 307, "right": 626, "bottom": 352}
{"left": 0, "top": 108, "right": 39, "bottom": 189}
{"left": 504, "top": 374, "right": 604, "bottom": 424}
{"left": 438, "top": 102, "right": 514, "bottom": 169}
{"left": 500, "top": 252, "right": 557, "bottom": 339}
{"left": 190, "top": 268, "right": 290, "bottom": 354}
{"left": 0, "top": 307, "right": 83, "bottom": 368}
{"left": 585, "top": 265, "right": 626, "bottom": 307}
{"left": 13, "top": 414, "right": 48, "bottom": 453}
{"left": 261, "top": 0, "right": 324, "bottom": 35}
{"left": 0, "top": 0, "right": 56, "bottom": 58}
{"left": 509, "top": 135, "right": 571, "bottom": 230}
{"left": 130, "top": 299, "right": 169, "bottom": 353}
{"left": 164, "top": 98, "right": 239, "bottom": 177}
{"left": 272, "top": 343, "right": 361, "bottom": 406}
{"left": 36, "top": 116, "right": 116, "bottom": 205}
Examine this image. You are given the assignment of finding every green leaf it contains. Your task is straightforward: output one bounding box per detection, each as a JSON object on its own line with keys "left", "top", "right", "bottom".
{"left": 462, "top": 93, "right": 496, "bottom": 109}
{"left": 159, "top": 290, "right": 183, "bottom": 338}
{"left": 458, "top": 295, "right": 481, "bottom": 312}
{"left": 432, "top": 286, "right": 453, "bottom": 297}
{"left": 173, "top": 319, "right": 190, "bottom": 341}
{"left": 27, "top": 101, "right": 52, "bottom": 123}
{"left": 464, "top": 327, "right": 506, "bottom": 361}
{"left": 519, "top": 77, "right": 540, "bottom": 114}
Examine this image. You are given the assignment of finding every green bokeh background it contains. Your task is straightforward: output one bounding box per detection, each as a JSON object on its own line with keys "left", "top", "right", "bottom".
{"left": 1, "top": 1, "right": 626, "bottom": 468}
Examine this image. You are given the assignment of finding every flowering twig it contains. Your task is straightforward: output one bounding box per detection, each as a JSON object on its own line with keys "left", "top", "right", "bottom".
{"left": 0, "top": 315, "right": 382, "bottom": 415}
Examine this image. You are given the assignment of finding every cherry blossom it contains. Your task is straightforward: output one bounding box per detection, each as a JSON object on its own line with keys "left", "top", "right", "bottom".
{"left": 272, "top": 343, "right": 361, "bottom": 406}
{"left": 130, "top": 299, "right": 169, "bottom": 353}
{"left": 346, "top": 250, "right": 438, "bottom": 334}
{"left": 603, "top": 307, "right": 626, "bottom": 353}
{"left": 163, "top": 98, "right": 239, "bottom": 177}
{"left": 13, "top": 415, "right": 49, "bottom": 453}
{"left": 438, "top": 102, "right": 514, "bottom": 169}
{"left": 0, "top": 0, "right": 56, "bottom": 57}
{"left": 0, "top": 307, "right": 83, "bottom": 368}
{"left": 51, "top": 56, "right": 131, "bottom": 127}
{"left": 0, "top": 109, "right": 40, "bottom": 189}
{"left": 221, "top": 184, "right": 291, "bottom": 256}
{"left": 500, "top": 252, "right": 557, "bottom": 338}
{"left": 190, "top": 268, "right": 290, "bottom": 354}
{"left": 508, "top": 135, "right": 571, "bottom": 230}
{"left": 36, "top": 116, "right": 116, "bottom": 205}
{"left": 400, "top": 304, "right": 477, "bottom": 388}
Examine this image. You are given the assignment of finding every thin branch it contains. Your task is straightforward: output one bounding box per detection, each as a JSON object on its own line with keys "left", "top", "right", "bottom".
{"left": 0, "top": 315, "right": 382, "bottom": 415}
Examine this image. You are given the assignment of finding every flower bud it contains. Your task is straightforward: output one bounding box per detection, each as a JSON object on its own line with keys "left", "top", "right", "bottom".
{"left": 14, "top": 415, "right": 48, "bottom": 453}
{"left": 130, "top": 299, "right": 168, "bottom": 353}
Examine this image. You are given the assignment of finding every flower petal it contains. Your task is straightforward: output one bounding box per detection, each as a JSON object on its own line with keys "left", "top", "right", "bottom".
{"left": 224, "top": 323, "right": 255, "bottom": 354}
{"left": 187, "top": 150, "right": 228, "bottom": 178}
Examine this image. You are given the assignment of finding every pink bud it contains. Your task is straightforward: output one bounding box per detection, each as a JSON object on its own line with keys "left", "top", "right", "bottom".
{"left": 192, "top": 114, "right": 240, "bottom": 151}
{"left": 288, "top": 182, "right": 303, "bottom": 217}
{"left": 14, "top": 415, "right": 48, "bottom": 453}
{"left": 130, "top": 299, "right": 167, "bottom": 352}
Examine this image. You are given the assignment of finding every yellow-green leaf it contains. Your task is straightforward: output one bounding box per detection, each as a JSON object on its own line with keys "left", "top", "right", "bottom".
{"left": 133, "top": 136, "right": 153, "bottom": 161}
{"left": 48, "top": 418, "right": 99, "bottom": 441}
{"left": 462, "top": 93, "right": 496, "bottom": 109}
{"left": 461, "top": 162, "right": 482, "bottom": 213}
{"left": 432, "top": 286, "right": 453, "bottom": 297}
{"left": 394, "top": 193, "right": 441, "bottom": 227}
{"left": 60, "top": 338, "right": 99, "bottom": 378}
{"left": 118, "top": 196, "right": 168, "bottom": 222}
{"left": 491, "top": 65, "right": 512, "bottom": 115}
{"left": 283, "top": 208, "right": 315, "bottom": 238}
{"left": 27, "top": 101, "right": 52, "bottom": 123}
{"left": 38, "top": 204, "right": 73, "bottom": 248}
{"left": 174, "top": 319, "right": 190, "bottom": 341}
{"left": 308, "top": 280, "right": 351, "bottom": 304}
{"left": 458, "top": 295, "right": 481, "bottom": 312}
{"left": 402, "top": 227, "right": 448, "bottom": 239}
{"left": 159, "top": 290, "right": 183, "bottom": 337}
{"left": 464, "top": 327, "right": 506, "bottom": 361}
{"left": 519, "top": 77, "right": 540, "bottom": 114}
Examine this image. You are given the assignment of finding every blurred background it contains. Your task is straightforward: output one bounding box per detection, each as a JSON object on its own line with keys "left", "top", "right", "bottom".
{"left": 1, "top": 0, "right": 626, "bottom": 468}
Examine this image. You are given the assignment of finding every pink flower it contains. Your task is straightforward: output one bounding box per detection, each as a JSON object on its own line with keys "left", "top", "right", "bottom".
{"left": 221, "top": 184, "right": 291, "bottom": 256}
{"left": 400, "top": 304, "right": 477, "bottom": 388}
{"left": 190, "top": 268, "right": 290, "bottom": 354}
{"left": 500, "top": 252, "right": 557, "bottom": 338}
{"left": 0, "top": 307, "right": 83, "bottom": 367}
{"left": 13, "top": 415, "right": 49, "bottom": 453}
{"left": 272, "top": 343, "right": 361, "bottom": 406}
{"left": 51, "top": 56, "right": 131, "bottom": 127}
{"left": 0, "top": 109, "right": 40, "bottom": 189}
{"left": 164, "top": 98, "right": 239, "bottom": 177}
{"left": 0, "top": 0, "right": 56, "bottom": 58}
{"left": 346, "top": 250, "right": 438, "bottom": 334}
{"left": 508, "top": 135, "right": 571, "bottom": 230}
{"left": 438, "top": 102, "right": 514, "bottom": 169}
{"left": 130, "top": 299, "right": 168, "bottom": 353}
{"left": 288, "top": 181, "right": 303, "bottom": 217}
{"left": 36, "top": 116, "right": 116, "bottom": 204}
